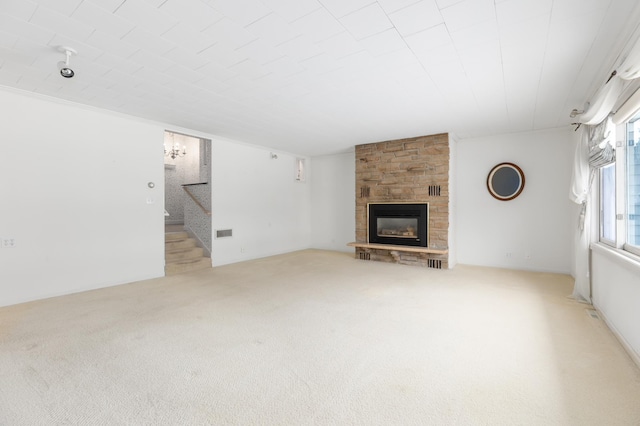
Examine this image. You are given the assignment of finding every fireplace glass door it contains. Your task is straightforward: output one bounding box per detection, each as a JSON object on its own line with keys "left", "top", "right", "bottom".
{"left": 377, "top": 218, "right": 418, "bottom": 239}
{"left": 368, "top": 203, "right": 428, "bottom": 247}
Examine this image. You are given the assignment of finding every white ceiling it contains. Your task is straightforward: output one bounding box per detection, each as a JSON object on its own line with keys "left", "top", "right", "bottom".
{"left": 1, "top": 0, "right": 640, "bottom": 155}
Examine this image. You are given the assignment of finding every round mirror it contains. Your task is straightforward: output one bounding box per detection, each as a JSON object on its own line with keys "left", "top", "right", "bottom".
{"left": 487, "top": 162, "right": 525, "bottom": 201}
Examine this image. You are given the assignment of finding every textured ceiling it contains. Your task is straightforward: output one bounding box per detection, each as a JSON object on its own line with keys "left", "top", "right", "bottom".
{"left": 1, "top": 0, "right": 640, "bottom": 155}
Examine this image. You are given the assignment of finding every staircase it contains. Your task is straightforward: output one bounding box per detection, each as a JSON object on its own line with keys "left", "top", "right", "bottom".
{"left": 165, "top": 231, "right": 211, "bottom": 275}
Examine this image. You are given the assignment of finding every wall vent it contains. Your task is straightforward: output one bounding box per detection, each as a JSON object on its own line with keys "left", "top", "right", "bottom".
{"left": 358, "top": 251, "right": 371, "bottom": 260}
{"left": 428, "top": 185, "right": 441, "bottom": 196}
{"left": 215, "top": 229, "right": 233, "bottom": 238}
{"left": 360, "top": 186, "right": 370, "bottom": 198}
{"left": 427, "top": 259, "right": 442, "bottom": 269}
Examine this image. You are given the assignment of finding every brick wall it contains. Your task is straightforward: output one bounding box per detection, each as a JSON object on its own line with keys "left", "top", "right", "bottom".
{"left": 355, "top": 133, "right": 450, "bottom": 268}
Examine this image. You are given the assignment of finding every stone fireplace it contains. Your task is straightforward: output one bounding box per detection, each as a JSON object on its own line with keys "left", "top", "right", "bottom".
{"left": 352, "top": 133, "right": 451, "bottom": 268}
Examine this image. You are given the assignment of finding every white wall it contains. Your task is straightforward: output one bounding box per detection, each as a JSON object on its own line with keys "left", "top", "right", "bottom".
{"left": 0, "top": 89, "right": 165, "bottom": 307}
{"left": 448, "top": 134, "right": 458, "bottom": 268}
{"left": 591, "top": 246, "right": 640, "bottom": 364}
{"left": 456, "top": 128, "right": 574, "bottom": 273}
{"left": 310, "top": 152, "right": 355, "bottom": 252}
{"left": 0, "top": 88, "right": 316, "bottom": 305}
{"left": 0, "top": 85, "right": 583, "bottom": 309}
{"left": 210, "top": 139, "right": 312, "bottom": 266}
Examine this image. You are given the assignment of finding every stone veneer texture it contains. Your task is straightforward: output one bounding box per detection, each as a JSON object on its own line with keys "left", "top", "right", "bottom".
{"left": 355, "top": 133, "right": 449, "bottom": 268}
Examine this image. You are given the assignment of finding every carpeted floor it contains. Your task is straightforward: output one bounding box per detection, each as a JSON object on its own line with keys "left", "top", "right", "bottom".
{"left": 1, "top": 249, "right": 639, "bottom": 425}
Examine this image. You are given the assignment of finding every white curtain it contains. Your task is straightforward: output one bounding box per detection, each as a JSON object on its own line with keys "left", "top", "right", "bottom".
{"left": 618, "top": 35, "right": 640, "bottom": 80}
{"left": 570, "top": 32, "right": 640, "bottom": 302}
{"left": 570, "top": 117, "right": 615, "bottom": 302}
{"left": 579, "top": 78, "right": 624, "bottom": 125}
{"left": 613, "top": 87, "right": 640, "bottom": 125}
{"left": 578, "top": 31, "right": 640, "bottom": 125}
{"left": 588, "top": 118, "right": 615, "bottom": 168}
{"left": 569, "top": 128, "right": 591, "bottom": 206}
{"left": 570, "top": 127, "right": 592, "bottom": 302}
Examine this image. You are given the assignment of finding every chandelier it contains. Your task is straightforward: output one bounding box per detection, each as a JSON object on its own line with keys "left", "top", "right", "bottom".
{"left": 164, "top": 134, "right": 186, "bottom": 159}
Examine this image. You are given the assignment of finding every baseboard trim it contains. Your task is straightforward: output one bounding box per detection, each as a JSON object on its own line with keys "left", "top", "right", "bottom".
{"left": 595, "top": 305, "right": 640, "bottom": 369}
{"left": 0, "top": 271, "right": 164, "bottom": 308}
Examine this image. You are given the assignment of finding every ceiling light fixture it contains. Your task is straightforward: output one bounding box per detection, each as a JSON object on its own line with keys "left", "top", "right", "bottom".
{"left": 165, "top": 134, "right": 186, "bottom": 159}
{"left": 57, "top": 46, "right": 77, "bottom": 79}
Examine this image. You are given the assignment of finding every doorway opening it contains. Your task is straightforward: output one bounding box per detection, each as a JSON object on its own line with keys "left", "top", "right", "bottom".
{"left": 164, "top": 131, "right": 212, "bottom": 263}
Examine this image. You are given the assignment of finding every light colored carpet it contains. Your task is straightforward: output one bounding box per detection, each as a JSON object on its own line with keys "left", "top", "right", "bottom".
{"left": 1, "top": 249, "right": 639, "bottom": 425}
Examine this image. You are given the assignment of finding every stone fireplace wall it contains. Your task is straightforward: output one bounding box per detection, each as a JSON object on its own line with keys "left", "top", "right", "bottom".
{"left": 355, "top": 133, "right": 450, "bottom": 268}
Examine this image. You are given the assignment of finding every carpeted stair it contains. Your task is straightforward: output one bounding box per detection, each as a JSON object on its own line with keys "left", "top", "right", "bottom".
{"left": 165, "top": 231, "right": 211, "bottom": 275}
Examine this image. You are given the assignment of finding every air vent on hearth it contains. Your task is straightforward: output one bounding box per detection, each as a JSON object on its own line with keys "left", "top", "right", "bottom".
{"left": 359, "top": 252, "right": 371, "bottom": 260}
{"left": 427, "top": 259, "right": 442, "bottom": 269}
{"left": 215, "top": 229, "right": 233, "bottom": 238}
{"left": 428, "top": 185, "right": 441, "bottom": 196}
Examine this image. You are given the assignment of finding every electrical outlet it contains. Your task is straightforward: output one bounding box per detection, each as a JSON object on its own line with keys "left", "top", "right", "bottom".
{"left": 2, "top": 238, "right": 16, "bottom": 248}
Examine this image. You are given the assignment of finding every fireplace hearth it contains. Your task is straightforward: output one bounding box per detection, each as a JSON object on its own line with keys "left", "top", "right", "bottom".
{"left": 368, "top": 203, "right": 428, "bottom": 247}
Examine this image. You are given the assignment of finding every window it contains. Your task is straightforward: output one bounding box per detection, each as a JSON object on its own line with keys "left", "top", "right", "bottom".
{"left": 600, "top": 163, "right": 616, "bottom": 245}
{"left": 598, "top": 110, "right": 640, "bottom": 258}
{"left": 626, "top": 115, "right": 640, "bottom": 255}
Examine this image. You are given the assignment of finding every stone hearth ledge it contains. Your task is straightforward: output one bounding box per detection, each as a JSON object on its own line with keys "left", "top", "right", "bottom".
{"left": 347, "top": 242, "right": 448, "bottom": 254}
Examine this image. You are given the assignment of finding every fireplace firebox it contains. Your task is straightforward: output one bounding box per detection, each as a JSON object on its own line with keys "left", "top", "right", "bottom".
{"left": 368, "top": 203, "right": 428, "bottom": 247}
